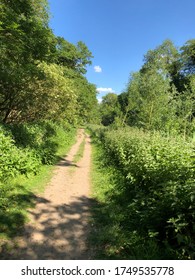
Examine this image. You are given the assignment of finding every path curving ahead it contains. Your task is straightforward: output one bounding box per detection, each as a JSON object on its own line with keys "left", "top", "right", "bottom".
{"left": 10, "top": 129, "right": 93, "bottom": 259}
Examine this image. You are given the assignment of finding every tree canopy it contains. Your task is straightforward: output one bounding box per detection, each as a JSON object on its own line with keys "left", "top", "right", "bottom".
{"left": 0, "top": 0, "right": 97, "bottom": 124}
{"left": 99, "top": 39, "right": 195, "bottom": 137}
{"left": 1, "top": 1, "right": 194, "bottom": 136}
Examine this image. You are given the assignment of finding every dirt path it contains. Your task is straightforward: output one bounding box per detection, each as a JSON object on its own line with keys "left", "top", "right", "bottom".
{"left": 10, "top": 129, "right": 93, "bottom": 259}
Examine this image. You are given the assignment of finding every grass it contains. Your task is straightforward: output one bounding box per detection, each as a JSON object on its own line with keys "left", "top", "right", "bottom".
{"left": 56, "top": 129, "right": 77, "bottom": 159}
{"left": 72, "top": 136, "right": 86, "bottom": 164}
{"left": 89, "top": 141, "right": 127, "bottom": 259}
{"left": 89, "top": 138, "right": 169, "bottom": 260}
{"left": 68, "top": 133, "right": 86, "bottom": 175}
{"left": 0, "top": 165, "right": 54, "bottom": 240}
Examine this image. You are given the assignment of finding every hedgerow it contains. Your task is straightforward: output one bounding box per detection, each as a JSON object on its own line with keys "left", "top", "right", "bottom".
{"left": 89, "top": 126, "right": 195, "bottom": 259}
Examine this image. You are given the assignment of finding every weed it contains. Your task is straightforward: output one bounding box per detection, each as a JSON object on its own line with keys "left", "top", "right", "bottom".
{"left": 88, "top": 125, "right": 195, "bottom": 259}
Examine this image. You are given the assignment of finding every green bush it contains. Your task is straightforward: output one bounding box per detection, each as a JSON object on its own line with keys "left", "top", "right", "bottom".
{"left": 4, "top": 121, "right": 75, "bottom": 165}
{"left": 0, "top": 121, "right": 76, "bottom": 182}
{"left": 0, "top": 126, "right": 41, "bottom": 181}
{"left": 104, "top": 128, "right": 194, "bottom": 187}
{"left": 90, "top": 126, "right": 195, "bottom": 259}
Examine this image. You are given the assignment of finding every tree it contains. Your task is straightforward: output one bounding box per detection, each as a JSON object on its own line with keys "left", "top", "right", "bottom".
{"left": 119, "top": 73, "right": 142, "bottom": 127}
{"left": 120, "top": 39, "right": 195, "bottom": 136}
{"left": 99, "top": 93, "right": 121, "bottom": 126}
{"left": 55, "top": 37, "right": 93, "bottom": 74}
{"left": 74, "top": 77, "right": 98, "bottom": 123}
{"left": 180, "top": 39, "right": 195, "bottom": 75}
{"left": 76, "top": 41, "right": 93, "bottom": 74}
{"left": 140, "top": 40, "right": 185, "bottom": 91}
{"left": 176, "top": 75, "right": 195, "bottom": 138}
{"left": 121, "top": 69, "right": 178, "bottom": 131}
{"left": 136, "top": 71, "right": 176, "bottom": 131}
{"left": 0, "top": 0, "right": 55, "bottom": 122}
{"left": 0, "top": 0, "right": 98, "bottom": 125}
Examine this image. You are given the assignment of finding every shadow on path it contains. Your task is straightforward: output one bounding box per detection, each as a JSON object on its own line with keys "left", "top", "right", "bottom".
{"left": 0, "top": 195, "right": 95, "bottom": 260}
{"left": 56, "top": 158, "right": 79, "bottom": 168}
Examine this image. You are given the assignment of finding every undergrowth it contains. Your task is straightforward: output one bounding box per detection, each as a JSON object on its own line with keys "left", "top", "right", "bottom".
{"left": 89, "top": 125, "right": 195, "bottom": 260}
{"left": 0, "top": 121, "right": 76, "bottom": 244}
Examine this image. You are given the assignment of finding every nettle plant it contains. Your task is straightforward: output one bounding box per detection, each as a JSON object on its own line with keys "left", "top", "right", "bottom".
{"left": 98, "top": 127, "right": 195, "bottom": 259}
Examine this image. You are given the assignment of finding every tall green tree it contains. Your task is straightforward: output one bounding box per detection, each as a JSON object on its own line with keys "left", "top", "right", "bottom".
{"left": 0, "top": 0, "right": 97, "bottom": 124}
{"left": 99, "top": 93, "right": 121, "bottom": 126}
{"left": 120, "top": 39, "right": 195, "bottom": 136}
{"left": 123, "top": 71, "right": 177, "bottom": 131}
{"left": 55, "top": 37, "right": 93, "bottom": 74}
{"left": 0, "top": 0, "right": 55, "bottom": 122}
{"left": 141, "top": 40, "right": 183, "bottom": 90}
{"left": 180, "top": 39, "right": 195, "bottom": 75}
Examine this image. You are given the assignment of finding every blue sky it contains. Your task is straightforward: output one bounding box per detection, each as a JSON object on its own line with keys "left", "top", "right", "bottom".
{"left": 48, "top": 0, "right": 195, "bottom": 100}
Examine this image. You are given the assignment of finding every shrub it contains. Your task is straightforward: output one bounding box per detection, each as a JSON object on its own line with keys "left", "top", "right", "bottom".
{"left": 0, "top": 126, "right": 41, "bottom": 181}
{"left": 90, "top": 126, "right": 195, "bottom": 259}
{"left": 0, "top": 121, "right": 76, "bottom": 181}
{"left": 4, "top": 121, "right": 76, "bottom": 165}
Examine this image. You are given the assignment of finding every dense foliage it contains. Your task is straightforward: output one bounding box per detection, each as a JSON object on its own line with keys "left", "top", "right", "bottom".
{"left": 0, "top": 121, "right": 76, "bottom": 241}
{"left": 0, "top": 126, "right": 40, "bottom": 180}
{"left": 0, "top": 121, "right": 76, "bottom": 181}
{"left": 99, "top": 40, "right": 195, "bottom": 138}
{"left": 0, "top": 0, "right": 98, "bottom": 124}
{"left": 89, "top": 125, "right": 195, "bottom": 259}
{"left": 94, "top": 40, "right": 195, "bottom": 259}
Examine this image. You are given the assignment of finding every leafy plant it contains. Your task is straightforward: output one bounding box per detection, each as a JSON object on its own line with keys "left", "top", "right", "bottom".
{"left": 89, "top": 126, "right": 195, "bottom": 259}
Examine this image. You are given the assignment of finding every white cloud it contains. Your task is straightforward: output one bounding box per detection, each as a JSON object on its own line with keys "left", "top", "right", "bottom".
{"left": 94, "top": 65, "right": 102, "bottom": 73}
{"left": 96, "top": 87, "right": 115, "bottom": 93}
